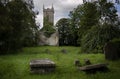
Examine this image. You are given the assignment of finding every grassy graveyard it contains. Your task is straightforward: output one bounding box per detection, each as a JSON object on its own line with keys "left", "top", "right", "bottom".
{"left": 0, "top": 46, "right": 120, "bottom": 79}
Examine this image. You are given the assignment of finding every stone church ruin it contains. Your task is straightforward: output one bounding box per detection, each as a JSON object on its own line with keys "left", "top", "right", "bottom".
{"left": 39, "top": 5, "right": 59, "bottom": 46}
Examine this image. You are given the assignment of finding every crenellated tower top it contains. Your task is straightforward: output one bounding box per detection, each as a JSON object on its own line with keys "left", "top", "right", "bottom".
{"left": 43, "top": 4, "right": 54, "bottom": 27}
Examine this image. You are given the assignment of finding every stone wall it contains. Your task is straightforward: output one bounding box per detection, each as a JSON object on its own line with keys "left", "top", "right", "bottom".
{"left": 39, "top": 32, "right": 59, "bottom": 46}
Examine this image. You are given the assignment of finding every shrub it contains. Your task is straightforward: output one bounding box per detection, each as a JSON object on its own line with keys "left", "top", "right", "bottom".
{"left": 81, "top": 24, "right": 120, "bottom": 53}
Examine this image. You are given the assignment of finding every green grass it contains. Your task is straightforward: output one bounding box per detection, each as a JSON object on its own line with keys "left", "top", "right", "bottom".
{"left": 0, "top": 46, "right": 120, "bottom": 79}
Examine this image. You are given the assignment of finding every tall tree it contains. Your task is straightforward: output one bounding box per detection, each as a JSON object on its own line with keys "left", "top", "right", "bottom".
{"left": 56, "top": 18, "right": 72, "bottom": 46}
{"left": 7, "top": 0, "right": 39, "bottom": 47}
{"left": 81, "top": 0, "right": 120, "bottom": 53}
{"left": 69, "top": 2, "right": 99, "bottom": 45}
{"left": 69, "top": 0, "right": 120, "bottom": 53}
{"left": 0, "top": 0, "right": 39, "bottom": 54}
{"left": 0, "top": 1, "right": 11, "bottom": 53}
{"left": 98, "top": 0, "right": 118, "bottom": 24}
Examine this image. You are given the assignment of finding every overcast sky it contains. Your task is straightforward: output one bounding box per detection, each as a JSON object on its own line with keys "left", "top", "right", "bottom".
{"left": 33, "top": 0, "right": 120, "bottom": 28}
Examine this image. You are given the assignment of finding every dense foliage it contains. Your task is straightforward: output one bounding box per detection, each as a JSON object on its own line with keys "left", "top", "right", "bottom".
{"left": 68, "top": 0, "right": 120, "bottom": 53}
{"left": 81, "top": 0, "right": 120, "bottom": 53}
{"left": 56, "top": 18, "right": 72, "bottom": 46}
{"left": 41, "top": 17, "right": 55, "bottom": 37}
{"left": 81, "top": 24, "right": 120, "bottom": 53}
{"left": 0, "top": 0, "right": 39, "bottom": 54}
{"left": 69, "top": 2, "right": 99, "bottom": 45}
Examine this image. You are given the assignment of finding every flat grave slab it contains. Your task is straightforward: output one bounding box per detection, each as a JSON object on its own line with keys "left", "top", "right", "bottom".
{"left": 30, "top": 59, "right": 56, "bottom": 73}
{"left": 78, "top": 63, "right": 108, "bottom": 73}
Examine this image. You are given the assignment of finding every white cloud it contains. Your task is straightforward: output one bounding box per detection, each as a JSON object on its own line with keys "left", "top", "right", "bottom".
{"left": 61, "top": 0, "right": 82, "bottom": 6}
{"left": 33, "top": 0, "right": 83, "bottom": 27}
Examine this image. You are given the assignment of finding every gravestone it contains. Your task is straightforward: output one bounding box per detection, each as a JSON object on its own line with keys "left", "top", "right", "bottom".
{"left": 74, "top": 59, "right": 81, "bottom": 67}
{"left": 30, "top": 59, "right": 56, "bottom": 73}
{"left": 44, "top": 49, "right": 51, "bottom": 54}
{"left": 61, "top": 49, "right": 67, "bottom": 54}
{"left": 84, "top": 59, "right": 91, "bottom": 65}
{"left": 104, "top": 42, "right": 120, "bottom": 60}
{"left": 79, "top": 63, "right": 108, "bottom": 73}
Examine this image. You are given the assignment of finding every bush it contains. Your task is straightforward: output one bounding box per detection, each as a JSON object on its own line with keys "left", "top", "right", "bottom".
{"left": 81, "top": 24, "right": 120, "bottom": 53}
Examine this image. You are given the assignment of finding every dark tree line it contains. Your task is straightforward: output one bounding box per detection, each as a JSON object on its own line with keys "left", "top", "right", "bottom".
{"left": 56, "top": 18, "right": 71, "bottom": 46}
{"left": 55, "top": 18, "right": 79, "bottom": 46}
{"left": 0, "top": 0, "right": 39, "bottom": 54}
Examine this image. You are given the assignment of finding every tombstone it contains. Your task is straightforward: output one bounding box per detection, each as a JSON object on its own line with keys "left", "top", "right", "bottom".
{"left": 44, "top": 49, "right": 51, "bottom": 54}
{"left": 104, "top": 42, "right": 120, "bottom": 60}
{"left": 74, "top": 59, "right": 81, "bottom": 67}
{"left": 61, "top": 49, "right": 67, "bottom": 54}
{"left": 79, "top": 63, "right": 108, "bottom": 73}
{"left": 84, "top": 59, "right": 91, "bottom": 65}
{"left": 30, "top": 59, "right": 56, "bottom": 73}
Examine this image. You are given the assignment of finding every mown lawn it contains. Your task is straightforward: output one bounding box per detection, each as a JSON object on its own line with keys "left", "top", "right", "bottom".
{"left": 0, "top": 46, "right": 120, "bottom": 79}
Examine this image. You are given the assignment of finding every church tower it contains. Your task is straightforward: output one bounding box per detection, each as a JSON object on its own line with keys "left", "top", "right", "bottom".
{"left": 43, "top": 5, "right": 54, "bottom": 27}
{"left": 39, "top": 4, "right": 58, "bottom": 46}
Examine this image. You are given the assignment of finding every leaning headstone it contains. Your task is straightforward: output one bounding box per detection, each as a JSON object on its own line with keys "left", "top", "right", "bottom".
{"left": 74, "top": 59, "right": 81, "bottom": 67}
{"left": 44, "top": 49, "right": 51, "bottom": 54}
{"left": 79, "top": 63, "right": 108, "bottom": 73}
{"left": 30, "top": 59, "right": 56, "bottom": 73}
{"left": 84, "top": 59, "right": 91, "bottom": 65}
{"left": 61, "top": 49, "right": 67, "bottom": 54}
{"left": 104, "top": 42, "right": 120, "bottom": 60}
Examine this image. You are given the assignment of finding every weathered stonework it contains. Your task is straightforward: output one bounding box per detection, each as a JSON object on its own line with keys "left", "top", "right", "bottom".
{"left": 39, "top": 32, "right": 59, "bottom": 46}
{"left": 30, "top": 59, "right": 56, "bottom": 73}
{"left": 39, "top": 5, "right": 59, "bottom": 46}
